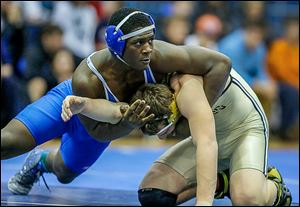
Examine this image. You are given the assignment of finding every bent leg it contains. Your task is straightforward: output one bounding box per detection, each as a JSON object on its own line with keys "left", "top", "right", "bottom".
{"left": 139, "top": 137, "right": 198, "bottom": 206}
{"left": 230, "top": 169, "right": 277, "bottom": 206}
{"left": 2, "top": 80, "right": 73, "bottom": 160}
{"left": 7, "top": 122, "right": 111, "bottom": 195}
{"left": 1, "top": 119, "right": 36, "bottom": 159}
{"left": 228, "top": 121, "right": 286, "bottom": 206}
{"left": 45, "top": 148, "right": 78, "bottom": 184}
{"left": 6, "top": 80, "right": 77, "bottom": 194}
{"left": 48, "top": 120, "right": 110, "bottom": 183}
{"left": 139, "top": 136, "right": 233, "bottom": 206}
{"left": 139, "top": 162, "right": 195, "bottom": 205}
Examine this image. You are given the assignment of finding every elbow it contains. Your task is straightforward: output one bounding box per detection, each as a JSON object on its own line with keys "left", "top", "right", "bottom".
{"left": 220, "top": 54, "right": 232, "bottom": 74}
{"left": 208, "top": 52, "right": 232, "bottom": 79}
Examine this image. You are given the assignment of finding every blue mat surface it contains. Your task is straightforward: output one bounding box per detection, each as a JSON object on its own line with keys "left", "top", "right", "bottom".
{"left": 1, "top": 147, "right": 299, "bottom": 206}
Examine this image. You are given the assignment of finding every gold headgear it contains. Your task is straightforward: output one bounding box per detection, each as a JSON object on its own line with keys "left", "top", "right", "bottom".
{"left": 155, "top": 95, "right": 181, "bottom": 136}
{"left": 167, "top": 95, "right": 181, "bottom": 124}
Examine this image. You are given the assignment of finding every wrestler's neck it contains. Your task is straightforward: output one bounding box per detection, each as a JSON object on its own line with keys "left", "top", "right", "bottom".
{"left": 107, "top": 51, "right": 147, "bottom": 74}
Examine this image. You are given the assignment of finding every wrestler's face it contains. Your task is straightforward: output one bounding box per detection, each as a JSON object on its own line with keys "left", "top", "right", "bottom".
{"left": 123, "top": 31, "right": 154, "bottom": 70}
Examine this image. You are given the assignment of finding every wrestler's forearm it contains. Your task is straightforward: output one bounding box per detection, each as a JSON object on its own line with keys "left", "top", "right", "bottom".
{"left": 94, "top": 123, "right": 136, "bottom": 141}
{"left": 189, "top": 116, "right": 217, "bottom": 206}
{"left": 79, "top": 115, "right": 136, "bottom": 142}
{"left": 81, "top": 98, "right": 124, "bottom": 124}
{"left": 195, "top": 137, "right": 218, "bottom": 206}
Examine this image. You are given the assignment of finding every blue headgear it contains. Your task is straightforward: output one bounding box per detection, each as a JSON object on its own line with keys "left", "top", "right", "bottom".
{"left": 105, "top": 11, "right": 155, "bottom": 61}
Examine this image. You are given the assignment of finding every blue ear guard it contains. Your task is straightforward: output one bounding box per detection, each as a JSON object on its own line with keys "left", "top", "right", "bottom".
{"left": 105, "top": 25, "right": 126, "bottom": 57}
{"left": 105, "top": 11, "right": 155, "bottom": 58}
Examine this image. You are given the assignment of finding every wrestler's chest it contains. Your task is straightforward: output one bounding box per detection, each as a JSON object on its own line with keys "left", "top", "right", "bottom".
{"left": 103, "top": 77, "right": 145, "bottom": 102}
{"left": 101, "top": 71, "right": 164, "bottom": 102}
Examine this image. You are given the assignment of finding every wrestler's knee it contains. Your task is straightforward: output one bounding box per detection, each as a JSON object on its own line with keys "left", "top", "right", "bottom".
{"left": 1, "top": 128, "right": 13, "bottom": 159}
{"left": 231, "top": 187, "right": 263, "bottom": 205}
{"left": 51, "top": 154, "right": 78, "bottom": 184}
{"left": 57, "top": 175, "right": 76, "bottom": 184}
{"left": 230, "top": 171, "right": 266, "bottom": 205}
{"left": 140, "top": 162, "right": 187, "bottom": 193}
{"left": 1, "top": 120, "right": 36, "bottom": 159}
{"left": 1, "top": 128, "right": 30, "bottom": 159}
{"left": 53, "top": 164, "right": 77, "bottom": 184}
{"left": 138, "top": 188, "right": 177, "bottom": 206}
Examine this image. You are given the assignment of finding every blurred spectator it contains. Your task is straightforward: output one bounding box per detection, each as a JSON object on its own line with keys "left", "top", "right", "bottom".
{"left": 266, "top": 15, "right": 299, "bottom": 141}
{"left": 98, "top": 1, "right": 123, "bottom": 19}
{"left": 89, "top": 1, "right": 105, "bottom": 21}
{"left": 194, "top": 1, "right": 242, "bottom": 36}
{"left": 161, "top": 15, "right": 191, "bottom": 45}
{"left": 19, "top": 1, "right": 54, "bottom": 24}
{"left": 218, "top": 19, "right": 277, "bottom": 119}
{"left": 265, "top": 1, "right": 299, "bottom": 41}
{"left": 1, "top": 1, "right": 26, "bottom": 77}
{"left": 123, "top": 1, "right": 173, "bottom": 40}
{"left": 172, "top": 1, "right": 195, "bottom": 20}
{"left": 242, "top": 1, "right": 275, "bottom": 46}
{"left": 51, "top": 1, "right": 98, "bottom": 64}
{"left": 94, "top": 1, "right": 123, "bottom": 51}
{"left": 242, "top": 1, "right": 266, "bottom": 22}
{"left": 185, "top": 14, "right": 223, "bottom": 50}
{"left": 24, "top": 23, "right": 64, "bottom": 102}
{"left": 16, "top": 1, "right": 55, "bottom": 48}
{"left": 1, "top": 1, "right": 29, "bottom": 127}
{"left": 1, "top": 54, "right": 29, "bottom": 128}
{"left": 52, "top": 49, "right": 75, "bottom": 84}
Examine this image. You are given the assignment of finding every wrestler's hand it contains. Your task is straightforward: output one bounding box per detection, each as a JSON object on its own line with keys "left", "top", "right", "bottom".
{"left": 61, "top": 95, "right": 87, "bottom": 122}
{"left": 120, "top": 99, "right": 155, "bottom": 129}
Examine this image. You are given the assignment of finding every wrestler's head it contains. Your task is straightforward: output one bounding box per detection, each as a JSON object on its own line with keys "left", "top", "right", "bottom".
{"left": 131, "top": 84, "right": 181, "bottom": 139}
{"left": 106, "top": 8, "right": 155, "bottom": 70}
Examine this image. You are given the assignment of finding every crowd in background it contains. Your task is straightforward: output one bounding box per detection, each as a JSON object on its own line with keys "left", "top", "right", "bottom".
{"left": 1, "top": 1, "right": 299, "bottom": 142}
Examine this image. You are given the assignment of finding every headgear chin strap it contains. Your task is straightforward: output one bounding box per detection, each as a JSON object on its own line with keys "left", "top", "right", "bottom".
{"left": 105, "top": 11, "right": 155, "bottom": 63}
{"left": 156, "top": 96, "right": 181, "bottom": 136}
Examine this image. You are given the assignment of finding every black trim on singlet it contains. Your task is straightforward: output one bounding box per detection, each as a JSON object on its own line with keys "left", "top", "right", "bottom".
{"left": 231, "top": 77, "right": 268, "bottom": 175}
{"left": 220, "top": 75, "right": 233, "bottom": 96}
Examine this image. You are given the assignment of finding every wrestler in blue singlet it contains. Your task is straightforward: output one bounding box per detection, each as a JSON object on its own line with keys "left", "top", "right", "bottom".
{"left": 15, "top": 53, "right": 156, "bottom": 174}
